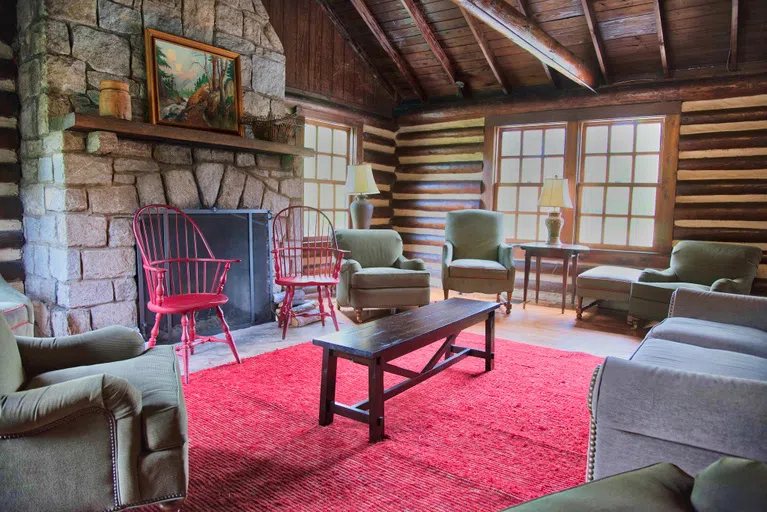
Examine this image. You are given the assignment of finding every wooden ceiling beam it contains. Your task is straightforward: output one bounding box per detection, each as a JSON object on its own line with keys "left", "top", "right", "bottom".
{"left": 399, "top": 0, "right": 459, "bottom": 89}
{"left": 349, "top": 0, "right": 427, "bottom": 102}
{"left": 450, "top": 0, "right": 599, "bottom": 90}
{"left": 729, "top": 0, "right": 739, "bottom": 70}
{"left": 578, "top": 0, "right": 609, "bottom": 84}
{"left": 514, "top": 0, "right": 556, "bottom": 87}
{"left": 459, "top": 6, "right": 510, "bottom": 94}
{"left": 653, "top": 0, "right": 671, "bottom": 78}
{"left": 313, "top": 0, "right": 399, "bottom": 100}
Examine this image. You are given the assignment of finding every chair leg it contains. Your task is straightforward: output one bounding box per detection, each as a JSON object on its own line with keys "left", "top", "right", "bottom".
{"left": 188, "top": 313, "right": 196, "bottom": 355}
{"left": 216, "top": 306, "right": 241, "bottom": 363}
{"left": 443, "top": 288, "right": 449, "bottom": 300}
{"left": 354, "top": 309, "right": 363, "bottom": 324}
{"left": 159, "top": 498, "right": 185, "bottom": 512}
{"left": 317, "top": 286, "right": 326, "bottom": 327}
{"left": 148, "top": 313, "right": 163, "bottom": 347}
{"left": 505, "top": 291, "right": 512, "bottom": 315}
{"left": 281, "top": 287, "right": 294, "bottom": 340}
{"left": 324, "top": 286, "right": 339, "bottom": 331}
{"left": 576, "top": 296, "right": 584, "bottom": 320}
{"left": 180, "top": 314, "right": 191, "bottom": 385}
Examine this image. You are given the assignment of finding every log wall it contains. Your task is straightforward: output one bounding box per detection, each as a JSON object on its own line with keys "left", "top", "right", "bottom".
{"left": 676, "top": 93, "right": 767, "bottom": 296}
{"left": 362, "top": 124, "right": 397, "bottom": 228}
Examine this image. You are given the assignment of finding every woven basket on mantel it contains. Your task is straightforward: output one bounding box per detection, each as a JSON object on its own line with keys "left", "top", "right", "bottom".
{"left": 243, "top": 112, "right": 303, "bottom": 144}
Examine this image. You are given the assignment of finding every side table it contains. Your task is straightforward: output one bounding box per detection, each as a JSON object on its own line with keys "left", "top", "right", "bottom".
{"left": 519, "top": 242, "right": 590, "bottom": 314}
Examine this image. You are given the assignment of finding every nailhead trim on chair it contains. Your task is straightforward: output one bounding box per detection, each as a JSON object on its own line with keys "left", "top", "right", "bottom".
{"left": 586, "top": 365, "right": 601, "bottom": 482}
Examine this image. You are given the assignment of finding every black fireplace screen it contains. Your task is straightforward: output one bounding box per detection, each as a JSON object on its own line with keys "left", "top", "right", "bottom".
{"left": 136, "top": 209, "right": 273, "bottom": 344}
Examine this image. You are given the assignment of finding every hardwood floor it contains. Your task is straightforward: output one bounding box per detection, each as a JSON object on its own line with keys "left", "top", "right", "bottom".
{"left": 187, "top": 288, "right": 644, "bottom": 373}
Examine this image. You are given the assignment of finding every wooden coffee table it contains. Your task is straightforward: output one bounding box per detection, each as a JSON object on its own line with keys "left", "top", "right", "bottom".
{"left": 312, "top": 298, "right": 500, "bottom": 442}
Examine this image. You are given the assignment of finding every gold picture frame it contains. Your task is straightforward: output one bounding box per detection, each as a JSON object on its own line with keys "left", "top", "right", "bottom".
{"left": 144, "top": 29, "right": 244, "bottom": 136}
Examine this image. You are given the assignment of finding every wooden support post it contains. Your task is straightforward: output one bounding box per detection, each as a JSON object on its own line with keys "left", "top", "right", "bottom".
{"left": 400, "top": 0, "right": 458, "bottom": 88}
{"left": 729, "top": 0, "right": 739, "bottom": 70}
{"left": 653, "top": 0, "right": 671, "bottom": 78}
{"left": 579, "top": 0, "right": 609, "bottom": 83}
{"left": 459, "top": 6, "right": 510, "bottom": 94}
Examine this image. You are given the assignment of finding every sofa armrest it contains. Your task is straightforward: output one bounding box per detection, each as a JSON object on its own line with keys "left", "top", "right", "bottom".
{"left": 0, "top": 374, "right": 141, "bottom": 436}
{"left": 638, "top": 267, "right": 678, "bottom": 283}
{"left": 710, "top": 277, "right": 751, "bottom": 295}
{"left": 498, "top": 243, "right": 516, "bottom": 271}
{"left": 336, "top": 259, "right": 362, "bottom": 307}
{"left": 669, "top": 287, "right": 767, "bottom": 331}
{"left": 394, "top": 255, "right": 426, "bottom": 271}
{"left": 593, "top": 356, "right": 767, "bottom": 461}
{"left": 16, "top": 326, "right": 146, "bottom": 378}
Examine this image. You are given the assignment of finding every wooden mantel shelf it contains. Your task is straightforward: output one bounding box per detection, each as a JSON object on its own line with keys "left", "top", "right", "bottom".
{"left": 50, "top": 113, "right": 315, "bottom": 158}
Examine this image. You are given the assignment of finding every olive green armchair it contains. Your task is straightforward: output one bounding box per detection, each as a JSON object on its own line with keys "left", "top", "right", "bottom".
{"left": 0, "top": 315, "right": 188, "bottom": 512}
{"left": 629, "top": 240, "right": 762, "bottom": 325}
{"left": 442, "top": 210, "right": 515, "bottom": 313}
{"left": 336, "top": 229, "right": 431, "bottom": 322}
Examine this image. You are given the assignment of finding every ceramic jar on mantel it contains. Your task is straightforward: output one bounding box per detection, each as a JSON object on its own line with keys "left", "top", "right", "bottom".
{"left": 99, "top": 80, "right": 132, "bottom": 120}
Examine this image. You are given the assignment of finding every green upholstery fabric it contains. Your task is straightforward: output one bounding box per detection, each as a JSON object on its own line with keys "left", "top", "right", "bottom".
{"left": 506, "top": 463, "right": 695, "bottom": 511}
{"left": 26, "top": 346, "right": 186, "bottom": 452}
{"left": 336, "top": 229, "right": 402, "bottom": 268}
{"left": 577, "top": 266, "right": 642, "bottom": 297}
{"left": 351, "top": 267, "right": 431, "bottom": 289}
{"left": 336, "top": 229, "right": 431, "bottom": 311}
{"left": 631, "top": 282, "right": 710, "bottom": 304}
{"left": 442, "top": 210, "right": 515, "bottom": 300}
{"left": 691, "top": 457, "right": 767, "bottom": 512}
{"left": 0, "top": 315, "right": 24, "bottom": 394}
{"left": 0, "top": 274, "right": 33, "bottom": 336}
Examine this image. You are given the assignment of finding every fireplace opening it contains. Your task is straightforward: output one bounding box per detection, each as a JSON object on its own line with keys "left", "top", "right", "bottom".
{"left": 136, "top": 209, "right": 273, "bottom": 344}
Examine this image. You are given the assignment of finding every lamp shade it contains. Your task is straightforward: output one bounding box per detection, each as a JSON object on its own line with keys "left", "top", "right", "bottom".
{"left": 345, "top": 164, "right": 380, "bottom": 195}
{"left": 538, "top": 177, "right": 573, "bottom": 208}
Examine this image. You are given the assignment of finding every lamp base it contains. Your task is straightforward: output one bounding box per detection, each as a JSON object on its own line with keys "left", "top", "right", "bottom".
{"left": 350, "top": 195, "right": 373, "bottom": 229}
{"left": 545, "top": 211, "right": 564, "bottom": 245}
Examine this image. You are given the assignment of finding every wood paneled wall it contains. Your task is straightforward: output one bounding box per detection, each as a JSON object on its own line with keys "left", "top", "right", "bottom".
{"left": 262, "top": 0, "right": 396, "bottom": 117}
{"left": 675, "top": 93, "right": 767, "bottom": 295}
{"left": 0, "top": 0, "right": 21, "bottom": 286}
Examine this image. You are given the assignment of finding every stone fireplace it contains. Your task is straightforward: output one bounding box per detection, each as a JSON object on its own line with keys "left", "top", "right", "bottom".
{"left": 17, "top": 0, "right": 301, "bottom": 336}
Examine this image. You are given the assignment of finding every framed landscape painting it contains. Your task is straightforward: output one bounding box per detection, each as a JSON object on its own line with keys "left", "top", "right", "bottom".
{"left": 145, "top": 29, "right": 243, "bottom": 135}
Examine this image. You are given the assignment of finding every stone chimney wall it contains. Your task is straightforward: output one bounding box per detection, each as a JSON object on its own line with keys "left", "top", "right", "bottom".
{"left": 17, "top": 0, "right": 301, "bottom": 336}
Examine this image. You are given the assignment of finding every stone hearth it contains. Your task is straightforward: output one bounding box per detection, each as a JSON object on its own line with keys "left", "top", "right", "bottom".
{"left": 17, "top": 0, "right": 301, "bottom": 336}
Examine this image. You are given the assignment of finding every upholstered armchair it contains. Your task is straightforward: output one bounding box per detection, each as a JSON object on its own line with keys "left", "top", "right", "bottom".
{"left": 0, "top": 274, "right": 33, "bottom": 336}
{"left": 442, "top": 210, "right": 515, "bottom": 314}
{"left": 0, "top": 315, "right": 188, "bottom": 512}
{"left": 629, "top": 240, "right": 762, "bottom": 325}
{"left": 336, "top": 229, "right": 431, "bottom": 322}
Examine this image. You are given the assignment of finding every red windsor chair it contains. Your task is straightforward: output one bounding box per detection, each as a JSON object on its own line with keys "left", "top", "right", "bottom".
{"left": 133, "top": 204, "right": 241, "bottom": 383}
{"left": 272, "top": 206, "right": 347, "bottom": 340}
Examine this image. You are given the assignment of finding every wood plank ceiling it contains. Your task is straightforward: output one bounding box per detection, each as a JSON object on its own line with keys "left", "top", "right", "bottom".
{"left": 322, "top": 0, "right": 767, "bottom": 103}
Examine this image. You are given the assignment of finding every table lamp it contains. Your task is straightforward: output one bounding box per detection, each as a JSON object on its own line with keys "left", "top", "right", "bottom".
{"left": 538, "top": 177, "right": 573, "bottom": 245}
{"left": 345, "top": 164, "right": 380, "bottom": 229}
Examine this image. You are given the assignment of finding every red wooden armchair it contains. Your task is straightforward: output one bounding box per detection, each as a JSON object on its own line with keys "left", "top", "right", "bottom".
{"left": 133, "top": 204, "right": 241, "bottom": 383}
{"left": 272, "top": 206, "right": 346, "bottom": 339}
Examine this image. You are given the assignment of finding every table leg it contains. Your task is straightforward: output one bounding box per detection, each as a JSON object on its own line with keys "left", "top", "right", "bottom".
{"left": 571, "top": 254, "right": 579, "bottom": 305}
{"left": 523, "top": 253, "right": 531, "bottom": 309}
{"left": 368, "top": 357, "right": 385, "bottom": 442}
{"left": 485, "top": 311, "right": 495, "bottom": 371}
{"left": 561, "top": 254, "right": 570, "bottom": 314}
{"left": 535, "top": 255, "right": 542, "bottom": 304}
{"left": 319, "top": 348, "right": 337, "bottom": 426}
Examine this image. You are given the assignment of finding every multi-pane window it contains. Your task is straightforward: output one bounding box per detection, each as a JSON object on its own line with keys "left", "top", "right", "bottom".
{"left": 496, "top": 124, "right": 567, "bottom": 242}
{"left": 577, "top": 118, "right": 663, "bottom": 248}
{"left": 303, "top": 120, "right": 351, "bottom": 229}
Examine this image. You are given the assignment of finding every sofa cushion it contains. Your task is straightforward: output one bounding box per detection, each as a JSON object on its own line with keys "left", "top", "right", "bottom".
{"left": 692, "top": 457, "right": 767, "bottom": 512}
{"left": 449, "top": 259, "right": 508, "bottom": 279}
{"left": 25, "top": 346, "right": 186, "bottom": 452}
{"left": 631, "top": 338, "right": 767, "bottom": 382}
{"left": 649, "top": 317, "right": 767, "bottom": 359}
{"left": 577, "top": 266, "right": 642, "bottom": 295}
{"left": 505, "top": 462, "right": 694, "bottom": 511}
{"left": 351, "top": 267, "right": 431, "bottom": 290}
{"left": 630, "top": 281, "right": 710, "bottom": 304}
{"left": 0, "top": 315, "right": 24, "bottom": 394}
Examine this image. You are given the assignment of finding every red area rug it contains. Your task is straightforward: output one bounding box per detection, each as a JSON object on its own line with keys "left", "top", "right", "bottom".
{"left": 164, "top": 334, "right": 601, "bottom": 511}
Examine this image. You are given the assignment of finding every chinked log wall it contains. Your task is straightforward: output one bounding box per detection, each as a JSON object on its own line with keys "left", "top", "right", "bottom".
{"left": 361, "top": 124, "right": 397, "bottom": 228}
{"left": 676, "top": 93, "right": 767, "bottom": 296}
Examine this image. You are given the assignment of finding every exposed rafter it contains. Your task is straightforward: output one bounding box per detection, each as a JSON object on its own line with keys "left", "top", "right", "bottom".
{"left": 450, "top": 0, "right": 599, "bottom": 90}
{"left": 399, "top": 0, "right": 458, "bottom": 88}
{"left": 313, "top": 0, "right": 399, "bottom": 100}
{"left": 515, "top": 0, "right": 556, "bottom": 87}
{"left": 349, "top": 0, "right": 427, "bottom": 102}
{"left": 578, "top": 0, "right": 609, "bottom": 84}
{"left": 653, "top": 0, "right": 671, "bottom": 78}
{"left": 459, "top": 6, "right": 510, "bottom": 94}
{"left": 729, "top": 0, "right": 739, "bottom": 70}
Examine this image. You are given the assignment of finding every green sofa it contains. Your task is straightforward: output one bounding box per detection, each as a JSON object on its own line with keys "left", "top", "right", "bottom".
{"left": 628, "top": 240, "right": 762, "bottom": 324}
{"left": 507, "top": 457, "right": 767, "bottom": 511}
{"left": 0, "top": 315, "right": 188, "bottom": 512}
{"left": 336, "top": 229, "right": 431, "bottom": 322}
{"left": 442, "top": 210, "right": 515, "bottom": 313}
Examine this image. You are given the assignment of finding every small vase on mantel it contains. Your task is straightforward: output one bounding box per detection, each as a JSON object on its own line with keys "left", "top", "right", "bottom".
{"left": 99, "top": 80, "right": 132, "bottom": 120}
